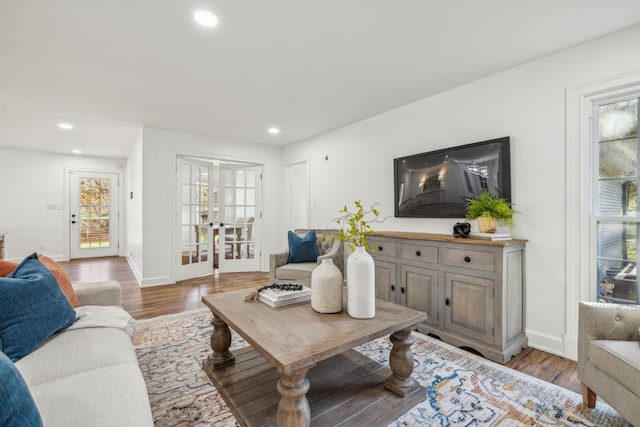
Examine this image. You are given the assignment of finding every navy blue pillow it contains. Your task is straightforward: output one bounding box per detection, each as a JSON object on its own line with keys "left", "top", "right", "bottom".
{"left": 287, "top": 230, "right": 319, "bottom": 263}
{"left": 0, "top": 253, "right": 77, "bottom": 362}
{"left": 0, "top": 351, "right": 43, "bottom": 427}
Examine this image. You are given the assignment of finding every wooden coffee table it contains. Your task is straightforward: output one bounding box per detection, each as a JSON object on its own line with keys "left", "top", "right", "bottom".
{"left": 202, "top": 288, "right": 427, "bottom": 427}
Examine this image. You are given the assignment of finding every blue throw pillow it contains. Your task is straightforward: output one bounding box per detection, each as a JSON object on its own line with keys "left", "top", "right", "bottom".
{"left": 0, "top": 351, "right": 43, "bottom": 427}
{"left": 0, "top": 253, "right": 77, "bottom": 362}
{"left": 287, "top": 230, "right": 319, "bottom": 263}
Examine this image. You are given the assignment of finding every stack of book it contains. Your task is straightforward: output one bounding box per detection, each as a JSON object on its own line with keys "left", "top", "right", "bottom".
{"left": 258, "top": 285, "right": 312, "bottom": 307}
{"left": 469, "top": 232, "right": 512, "bottom": 241}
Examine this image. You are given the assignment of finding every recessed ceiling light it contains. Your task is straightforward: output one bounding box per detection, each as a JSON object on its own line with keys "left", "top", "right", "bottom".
{"left": 58, "top": 122, "right": 74, "bottom": 130}
{"left": 268, "top": 127, "right": 280, "bottom": 135}
{"left": 72, "top": 149, "right": 82, "bottom": 154}
{"left": 194, "top": 10, "right": 218, "bottom": 27}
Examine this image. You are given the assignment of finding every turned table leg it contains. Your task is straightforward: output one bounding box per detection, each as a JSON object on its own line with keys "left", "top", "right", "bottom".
{"left": 384, "top": 327, "right": 418, "bottom": 397}
{"left": 276, "top": 367, "right": 311, "bottom": 427}
{"left": 204, "top": 313, "right": 235, "bottom": 371}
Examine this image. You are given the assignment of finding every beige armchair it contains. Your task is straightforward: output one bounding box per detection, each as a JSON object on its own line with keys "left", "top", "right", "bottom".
{"left": 269, "top": 229, "right": 344, "bottom": 287}
{"left": 578, "top": 301, "right": 640, "bottom": 425}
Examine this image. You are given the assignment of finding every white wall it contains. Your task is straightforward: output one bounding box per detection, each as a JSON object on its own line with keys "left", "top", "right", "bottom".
{"left": 283, "top": 24, "right": 640, "bottom": 358}
{"left": 125, "top": 130, "right": 144, "bottom": 282}
{"left": 0, "top": 148, "right": 126, "bottom": 261}
{"left": 132, "top": 127, "right": 283, "bottom": 286}
{"left": 286, "top": 160, "right": 309, "bottom": 230}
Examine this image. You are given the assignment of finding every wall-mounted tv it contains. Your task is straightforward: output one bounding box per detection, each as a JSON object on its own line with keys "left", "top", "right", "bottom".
{"left": 394, "top": 137, "right": 511, "bottom": 218}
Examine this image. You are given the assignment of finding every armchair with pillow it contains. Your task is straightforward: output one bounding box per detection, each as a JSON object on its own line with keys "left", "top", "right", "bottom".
{"left": 578, "top": 301, "right": 640, "bottom": 426}
{"left": 269, "top": 229, "right": 344, "bottom": 287}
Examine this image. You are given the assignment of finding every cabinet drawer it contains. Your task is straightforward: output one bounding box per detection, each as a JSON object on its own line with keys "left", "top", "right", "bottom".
{"left": 368, "top": 239, "right": 396, "bottom": 258}
{"left": 400, "top": 243, "right": 438, "bottom": 264}
{"left": 443, "top": 248, "right": 495, "bottom": 272}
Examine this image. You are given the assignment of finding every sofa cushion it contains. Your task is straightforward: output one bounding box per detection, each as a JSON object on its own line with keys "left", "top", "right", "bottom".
{"left": 38, "top": 255, "right": 80, "bottom": 308}
{"left": 0, "top": 260, "right": 18, "bottom": 277}
{"left": 0, "top": 351, "right": 43, "bottom": 427}
{"left": 0, "top": 253, "right": 77, "bottom": 361}
{"left": 29, "top": 363, "right": 153, "bottom": 427}
{"left": 287, "top": 230, "right": 319, "bottom": 263}
{"left": 16, "top": 327, "right": 138, "bottom": 386}
{"left": 589, "top": 339, "right": 640, "bottom": 395}
{"left": 276, "top": 262, "right": 317, "bottom": 281}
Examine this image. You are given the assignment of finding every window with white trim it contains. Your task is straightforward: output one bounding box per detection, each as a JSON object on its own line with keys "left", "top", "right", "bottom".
{"left": 594, "top": 95, "right": 640, "bottom": 304}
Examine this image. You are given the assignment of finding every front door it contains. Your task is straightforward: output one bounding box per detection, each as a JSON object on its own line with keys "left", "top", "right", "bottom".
{"left": 69, "top": 171, "right": 120, "bottom": 259}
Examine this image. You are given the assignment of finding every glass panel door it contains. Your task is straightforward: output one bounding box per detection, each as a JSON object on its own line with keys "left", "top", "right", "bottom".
{"left": 218, "top": 164, "right": 261, "bottom": 273}
{"left": 176, "top": 158, "right": 214, "bottom": 280}
{"left": 70, "top": 171, "right": 119, "bottom": 259}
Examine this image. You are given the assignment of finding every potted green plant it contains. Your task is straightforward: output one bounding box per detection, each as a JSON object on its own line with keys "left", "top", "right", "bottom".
{"left": 465, "top": 190, "right": 515, "bottom": 233}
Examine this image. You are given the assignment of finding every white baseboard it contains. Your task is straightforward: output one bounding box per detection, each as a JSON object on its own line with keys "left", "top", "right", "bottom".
{"left": 140, "top": 276, "right": 172, "bottom": 287}
{"left": 125, "top": 255, "right": 143, "bottom": 287}
{"left": 563, "top": 334, "right": 578, "bottom": 361}
{"left": 525, "top": 328, "right": 565, "bottom": 357}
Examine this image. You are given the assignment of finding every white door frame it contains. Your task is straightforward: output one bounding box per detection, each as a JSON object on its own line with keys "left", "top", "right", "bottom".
{"left": 564, "top": 69, "right": 640, "bottom": 359}
{"left": 64, "top": 167, "right": 124, "bottom": 260}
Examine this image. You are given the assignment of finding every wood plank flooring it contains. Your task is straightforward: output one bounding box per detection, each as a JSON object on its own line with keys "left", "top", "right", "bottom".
{"left": 58, "top": 256, "right": 582, "bottom": 395}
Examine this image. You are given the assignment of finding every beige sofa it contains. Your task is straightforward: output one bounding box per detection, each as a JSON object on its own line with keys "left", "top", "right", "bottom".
{"left": 269, "top": 229, "right": 344, "bottom": 286}
{"left": 15, "top": 280, "right": 153, "bottom": 427}
{"left": 578, "top": 301, "right": 640, "bottom": 426}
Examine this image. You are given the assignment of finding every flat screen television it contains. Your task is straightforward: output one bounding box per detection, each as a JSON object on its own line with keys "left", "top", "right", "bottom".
{"left": 394, "top": 137, "right": 511, "bottom": 218}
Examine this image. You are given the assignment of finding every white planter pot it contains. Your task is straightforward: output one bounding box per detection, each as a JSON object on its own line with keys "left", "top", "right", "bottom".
{"left": 311, "top": 258, "right": 343, "bottom": 313}
{"left": 346, "top": 246, "right": 375, "bottom": 319}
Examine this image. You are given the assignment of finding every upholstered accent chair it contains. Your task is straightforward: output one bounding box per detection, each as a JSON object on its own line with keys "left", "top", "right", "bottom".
{"left": 269, "top": 229, "right": 344, "bottom": 287}
{"left": 578, "top": 301, "right": 640, "bottom": 426}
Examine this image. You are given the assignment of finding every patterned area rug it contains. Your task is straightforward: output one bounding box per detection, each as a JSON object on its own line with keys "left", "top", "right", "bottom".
{"left": 134, "top": 308, "right": 631, "bottom": 426}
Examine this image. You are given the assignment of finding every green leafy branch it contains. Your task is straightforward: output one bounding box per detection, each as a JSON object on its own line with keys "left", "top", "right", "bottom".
{"left": 332, "top": 200, "right": 387, "bottom": 252}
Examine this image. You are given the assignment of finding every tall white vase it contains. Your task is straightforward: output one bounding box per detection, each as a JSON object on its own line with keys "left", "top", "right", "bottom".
{"left": 347, "top": 246, "right": 375, "bottom": 319}
{"left": 311, "top": 258, "right": 343, "bottom": 313}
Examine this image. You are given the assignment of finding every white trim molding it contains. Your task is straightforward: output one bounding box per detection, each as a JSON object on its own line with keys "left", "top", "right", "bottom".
{"left": 565, "top": 69, "right": 640, "bottom": 360}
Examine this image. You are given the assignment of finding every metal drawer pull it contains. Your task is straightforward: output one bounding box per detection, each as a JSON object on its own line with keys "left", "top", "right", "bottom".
{"left": 416, "top": 250, "right": 421, "bottom": 256}
{"left": 391, "top": 285, "right": 395, "bottom": 291}
{"left": 401, "top": 287, "right": 405, "bottom": 294}
{"left": 445, "top": 298, "right": 451, "bottom": 306}
{"left": 464, "top": 256, "right": 471, "bottom": 263}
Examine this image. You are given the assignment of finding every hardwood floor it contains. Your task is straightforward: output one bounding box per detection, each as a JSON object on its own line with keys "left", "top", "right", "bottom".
{"left": 58, "top": 256, "right": 582, "bottom": 395}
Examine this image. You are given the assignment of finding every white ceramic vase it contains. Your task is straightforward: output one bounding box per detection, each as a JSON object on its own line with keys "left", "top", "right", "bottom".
{"left": 346, "top": 246, "right": 375, "bottom": 319}
{"left": 311, "top": 258, "right": 343, "bottom": 313}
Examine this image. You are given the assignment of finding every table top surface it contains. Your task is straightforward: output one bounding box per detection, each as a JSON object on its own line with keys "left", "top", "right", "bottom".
{"left": 202, "top": 288, "right": 426, "bottom": 374}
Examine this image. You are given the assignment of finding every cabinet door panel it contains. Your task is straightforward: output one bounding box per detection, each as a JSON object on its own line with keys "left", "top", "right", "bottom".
{"left": 445, "top": 273, "right": 494, "bottom": 343}
{"left": 374, "top": 260, "right": 396, "bottom": 302}
{"left": 401, "top": 265, "right": 439, "bottom": 326}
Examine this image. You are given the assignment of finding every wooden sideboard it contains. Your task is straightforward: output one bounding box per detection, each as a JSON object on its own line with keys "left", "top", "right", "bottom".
{"left": 367, "top": 231, "right": 527, "bottom": 364}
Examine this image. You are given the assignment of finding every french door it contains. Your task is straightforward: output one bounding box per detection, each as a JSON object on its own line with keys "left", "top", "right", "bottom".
{"left": 176, "top": 158, "right": 215, "bottom": 280}
{"left": 69, "top": 171, "right": 119, "bottom": 259}
{"left": 176, "top": 157, "right": 262, "bottom": 279}
{"left": 218, "top": 164, "right": 262, "bottom": 273}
